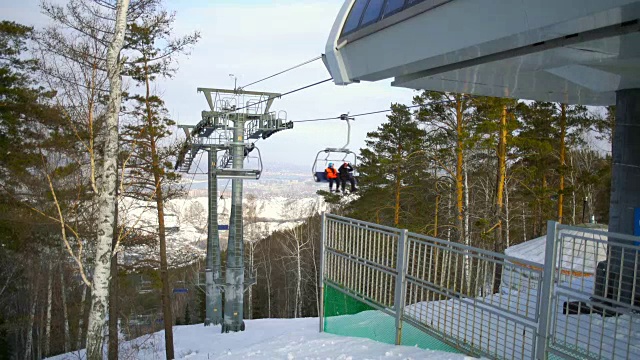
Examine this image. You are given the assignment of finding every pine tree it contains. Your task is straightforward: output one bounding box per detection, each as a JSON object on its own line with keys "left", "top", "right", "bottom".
{"left": 0, "top": 21, "right": 71, "bottom": 194}
{"left": 512, "top": 102, "right": 558, "bottom": 235}
{"left": 414, "top": 91, "right": 475, "bottom": 244}
{"left": 556, "top": 104, "right": 590, "bottom": 223}
{"left": 0, "top": 20, "right": 84, "bottom": 359}
{"left": 0, "top": 21, "right": 41, "bottom": 187}
{"left": 470, "top": 98, "right": 519, "bottom": 250}
{"left": 512, "top": 102, "right": 590, "bottom": 232}
{"left": 120, "top": 9, "right": 199, "bottom": 359}
{"left": 353, "top": 104, "right": 427, "bottom": 227}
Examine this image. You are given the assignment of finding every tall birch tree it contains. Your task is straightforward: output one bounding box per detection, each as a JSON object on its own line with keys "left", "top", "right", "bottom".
{"left": 85, "top": 1, "right": 130, "bottom": 358}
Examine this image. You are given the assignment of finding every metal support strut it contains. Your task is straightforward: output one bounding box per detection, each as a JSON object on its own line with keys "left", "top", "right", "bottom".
{"left": 222, "top": 117, "right": 246, "bottom": 333}
{"left": 205, "top": 149, "right": 223, "bottom": 326}
{"left": 339, "top": 113, "right": 353, "bottom": 150}
{"left": 174, "top": 86, "right": 291, "bottom": 334}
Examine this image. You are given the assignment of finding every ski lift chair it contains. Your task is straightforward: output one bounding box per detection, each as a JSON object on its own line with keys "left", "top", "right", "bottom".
{"left": 215, "top": 144, "right": 263, "bottom": 180}
{"left": 312, "top": 149, "right": 358, "bottom": 182}
{"left": 312, "top": 114, "right": 358, "bottom": 182}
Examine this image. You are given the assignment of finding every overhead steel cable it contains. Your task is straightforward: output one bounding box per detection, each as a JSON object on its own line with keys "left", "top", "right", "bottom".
{"left": 292, "top": 98, "right": 465, "bottom": 123}
{"left": 220, "top": 77, "right": 333, "bottom": 116}
{"left": 293, "top": 116, "right": 341, "bottom": 123}
{"left": 280, "top": 78, "right": 333, "bottom": 98}
{"left": 238, "top": 55, "right": 323, "bottom": 90}
{"left": 350, "top": 107, "right": 412, "bottom": 117}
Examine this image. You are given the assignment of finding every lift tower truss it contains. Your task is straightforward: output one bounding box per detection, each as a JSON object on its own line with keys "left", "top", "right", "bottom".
{"left": 174, "top": 87, "right": 292, "bottom": 332}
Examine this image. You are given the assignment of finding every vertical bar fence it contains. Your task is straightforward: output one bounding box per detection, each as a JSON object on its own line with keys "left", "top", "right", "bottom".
{"left": 320, "top": 213, "right": 640, "bottom": 360}
{"left": 542, "top": 223, "right": 640, "bottom": 359}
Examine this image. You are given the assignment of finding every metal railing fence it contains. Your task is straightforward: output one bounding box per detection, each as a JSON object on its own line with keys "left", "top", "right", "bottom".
{"left": 402, "top": 231, "right": 542, "bottom": 359}
{"left": 320, "top": 213, "right": 640, "bottom": 360}
{"left": 543, "top": 222, "right": 640, "bottom": 359}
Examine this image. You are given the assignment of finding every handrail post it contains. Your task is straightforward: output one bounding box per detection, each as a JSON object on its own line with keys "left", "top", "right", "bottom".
{"left": 319, "top": 212, "right": 327, "bottom": 333}
{"left": 536, "top": 221, "right": 559, "bottom": 359}
{"left": 394, "top": 229, "right": 409, "bottom": 345}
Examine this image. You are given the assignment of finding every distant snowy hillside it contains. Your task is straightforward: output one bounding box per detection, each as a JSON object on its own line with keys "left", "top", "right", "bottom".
{"left": 181, "top": 162, "right": 321, "bottom": 198}
{"left": 119, "top": 193, "right": 326, "bottom": 268}
{"left": 47, "top": 318, "right": 471, "bottom": 360}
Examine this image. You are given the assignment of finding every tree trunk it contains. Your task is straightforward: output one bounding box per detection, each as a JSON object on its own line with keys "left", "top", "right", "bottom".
{"left": 266, "top": 249, "right": 272, "bottom": 318}
{"left": 463, "top": 161, "right": 471, "bottom": 294}
{"left": 504, "top": 179, "right": 510, "bottom": 249}
{"left": 282, "top": 257, "right": 289, "bottom": 316}
{"left": 455, "top": 95, "right": 465, "bottom": 243}
{"left": 77, "top": 284, "right": 88, "bottom": 349}
{"left": 434, "top": 194, "right": 440, "bottom": 237}
{"left": 494, "top": 105, "right": 507, "bottom": 251}
{"left": 522, "top": 207, "right": 527, "bottom": 243}
{"left": 108, "top": 228, "right": 118, "bottom": 360}
{"left": 296, "top": 241, "right": 302, "bottom": 318}
{"left": 86, "top": 1, "right": 129, "bottom": 359}
{"left": 24, "top": 277, "right": 38, "bottom": 360}
{"left": 492, "top": 105, "right": 508, "bottom": 293}
{"left": 157, "top": 193, "right": 174, "bottom": 359}
{"left": 37, "top": 317, "right": 42, "bottom": 360}
{"left": 45, "top": 259, "right": 52, "bottom": 356}
{"left": 311, "top": 228, "right": 320, "bottom": 317}
{"left": 247, "top": 243, "right": 254, "bottom": 320}
{"left": 60, "top": 265, "right": 70, "bottom": 352}
{"left": 394, "top": 156, "right": 401, "bottom": 225}
{"left": 441, "top": 185, "right": 452, "bottom": 287}
{"left": 76, "top": 285, "right": 89, "bottom": 349}
{"left": 569, "top": 148, "right": 577, "bottom": 224}
{"left": 447, "top": 183, "right": 452, "bottom": 242}
{"left": 558, "top": 103, "right": 567, "bottom": 223}
{"left": 539, "top": 175, "right": 548, "bottom": 235}
{"left": 144, "top": 63, "right": 174, "bottom": 359}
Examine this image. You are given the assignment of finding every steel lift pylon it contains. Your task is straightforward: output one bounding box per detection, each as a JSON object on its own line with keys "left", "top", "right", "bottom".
{"left": 175, "top": 87, "right": 292, "bottom": 332}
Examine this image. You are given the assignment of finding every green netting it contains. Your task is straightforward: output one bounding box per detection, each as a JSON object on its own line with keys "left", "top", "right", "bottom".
{"left": 399, "top": 321, "right": 460, "bottom": 353}
{"left": 323, "top": 284, "right": 461, "bottom": 354}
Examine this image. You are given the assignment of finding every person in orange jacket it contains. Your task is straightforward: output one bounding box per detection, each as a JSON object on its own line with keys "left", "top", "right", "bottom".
{"left": 324, "top": 162, "right": 340, "bottom": 192}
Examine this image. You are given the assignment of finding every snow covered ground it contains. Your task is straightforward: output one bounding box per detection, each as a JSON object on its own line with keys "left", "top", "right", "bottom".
{"left": 47, "top": 318, "right": 473, "bottom": 360}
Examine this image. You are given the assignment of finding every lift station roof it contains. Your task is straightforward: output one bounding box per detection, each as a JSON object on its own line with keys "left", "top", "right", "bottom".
{"left": 324, "top": 0, "right": 640, "bottom": 105}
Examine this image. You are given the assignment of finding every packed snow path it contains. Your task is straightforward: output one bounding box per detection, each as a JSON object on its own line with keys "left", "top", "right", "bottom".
{"left": 48, "top": 318, "right": 473, "bottom": 359}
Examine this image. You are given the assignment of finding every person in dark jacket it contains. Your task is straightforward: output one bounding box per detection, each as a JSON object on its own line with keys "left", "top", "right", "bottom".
{"left": 338, "top": 162, "right": 357, "bottom": 194}
{"left": 324, "top": 162, "right": 340, "bottom": 192}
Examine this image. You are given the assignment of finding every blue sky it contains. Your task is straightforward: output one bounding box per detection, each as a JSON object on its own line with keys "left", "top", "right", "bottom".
{"left": 1, "top": 0, "right": 417, "bottom": 170}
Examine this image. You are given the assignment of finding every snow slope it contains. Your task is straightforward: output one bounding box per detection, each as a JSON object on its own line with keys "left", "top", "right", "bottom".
{"left": 48, "top": 318, "right": 473, "bottom": 360}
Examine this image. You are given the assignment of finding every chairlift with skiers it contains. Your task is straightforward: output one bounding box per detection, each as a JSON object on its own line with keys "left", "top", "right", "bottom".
{"left": 311, "top": 114, "right": 358, "bottom": 182}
